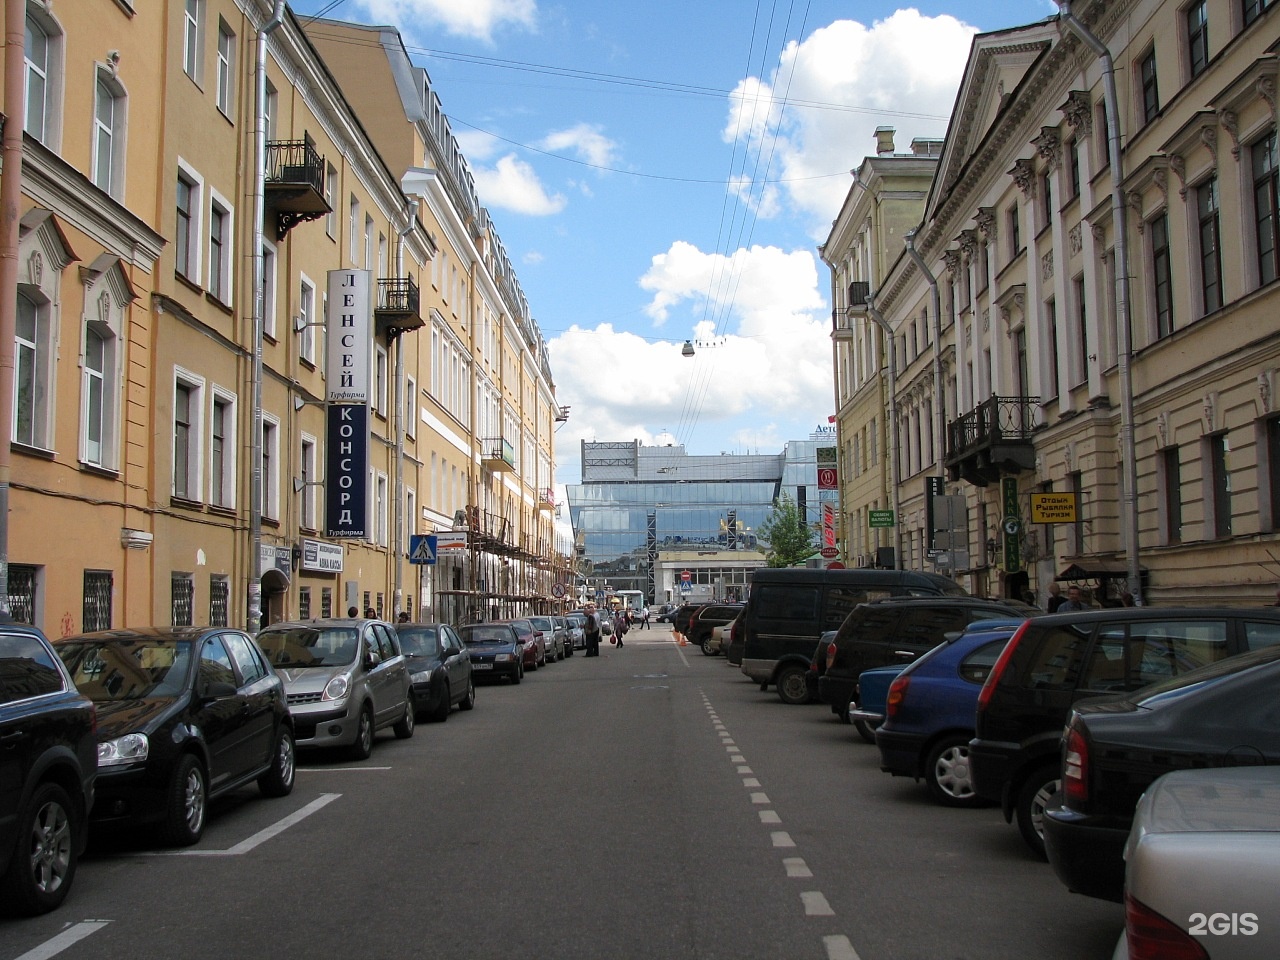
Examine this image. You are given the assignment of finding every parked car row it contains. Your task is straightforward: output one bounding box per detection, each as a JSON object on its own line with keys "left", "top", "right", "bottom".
{"left": 720, "top": 566, "right": 1280, "bottom": 958}
{"left": 4, "top": 609, "right": 595, "bottom": 917}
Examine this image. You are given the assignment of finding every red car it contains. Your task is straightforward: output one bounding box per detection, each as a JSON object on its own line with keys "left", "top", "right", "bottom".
{"left": 500, "top": 619, "right": 546, "bottom": 670}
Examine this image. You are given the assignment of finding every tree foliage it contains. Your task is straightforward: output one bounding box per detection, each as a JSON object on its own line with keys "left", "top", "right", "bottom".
{"left": 757, "top": 494, "right": 815, "bottom": 568}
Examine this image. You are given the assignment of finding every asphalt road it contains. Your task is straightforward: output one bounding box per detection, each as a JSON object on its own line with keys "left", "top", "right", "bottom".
{"left": 1, "top": 625, "right": 1123, "bottom": 960}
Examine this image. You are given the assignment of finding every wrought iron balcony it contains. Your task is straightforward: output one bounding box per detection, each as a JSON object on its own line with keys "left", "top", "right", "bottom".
{"left": 481, "top": 437, "right": 516, "bottom": 472}
{"left": 264, "top": 139, "right": 329, "bottom": 239}
{"left": 945, "top": 394, "right": 1040, "bottom": 486}
{"left": 375, "top": 276, "right": 423, "bottom": 338}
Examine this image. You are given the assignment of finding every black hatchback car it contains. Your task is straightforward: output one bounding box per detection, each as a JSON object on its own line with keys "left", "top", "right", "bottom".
{"left": 55, "top": 627, "right": 295, "bottom": 846}
{"left": 970, "top": 607, "right": 1280, "bottom": 858}
{"left": 1044, "top": 644, "right": 1280, "bottom": 902}
{"left": 395, "top": 622, "right": 475, "bottom": 722}
{"left": 0, "top": 621, "right": 97, "bottom": 916}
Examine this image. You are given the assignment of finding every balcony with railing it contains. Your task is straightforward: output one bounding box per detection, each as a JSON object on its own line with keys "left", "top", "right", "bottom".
{"left": 264, "top": 139, "right": 329, "bottom": 239}
{"left": 481, "top": 437, "right": 515, "bottom": 472}
{"left": 945, "top": 395, "right": 1040, "bottom": 486}
{"left": 375, "top": 276, "right": 423, "bottom": 338}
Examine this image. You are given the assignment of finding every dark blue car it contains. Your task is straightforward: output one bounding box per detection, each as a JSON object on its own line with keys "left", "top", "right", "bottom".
{"left": 873, "top": 619, "right": 1022, "bottom": 808}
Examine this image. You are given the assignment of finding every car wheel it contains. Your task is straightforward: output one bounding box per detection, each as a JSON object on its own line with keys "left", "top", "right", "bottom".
{"left": 925, "top": 735, "right": 983, "bottom": 808}
{"left": 775, "top": 665, "right": 811, "bottom": 705}
{"left": 0, "top": 781, "right": 77, "bottom": 916}
{"left": 348, "top": 705, "right": 375, "bottom": 760}
{"left": 853, "top": 718, "right": 879, "bottom": 744}
{"left": 700, "top": 637, "right": 716, "bottom": 656}
{"left": 528, "top": 656, "right": 538, "bottom": 671}
{"left": 429, "top": 684, "right": 450, "bottom": 723}
{"left": 160, "top": 755, "right": 207, "bottom": 846}
{"left": 511, "top": 665, "right": 522, "bottom": 684}
{"left": 1015, "top": 766, "right": 1060, "bottom": 860}
{"left": 396, "top": 699, "right": 418, "bottom": 736}
{"left": 258, "top": 727, "right": 296, "bottom": 798}
{"left": 459, "top": 676, "right": 476, "bottom": 709}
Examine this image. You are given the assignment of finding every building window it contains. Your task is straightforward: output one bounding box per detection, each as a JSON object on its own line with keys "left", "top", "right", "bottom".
{"left": 183, "top": 0, "right": 203, "bottom": 81}
{"left": 172, "top": 573, "right": 194, "bottom": 627}
{"left": 210, "top": 576, "right": 229, "bottom": 627}
{"left": 210, "top": 393, "right": 234, "bottom": 508}
{"left": 173, "top": 377, "right": 202, "bottom": 500}
{"left": 93, "top": 73, "right": 126, "bottom": 198}
{"left": 299, "top": 586, "right": 311, "bottom": 620}
{"left": 1140, "top": 49, "right": 1159, "bottom": 124}
{"left": 1074, "top": 276, "right": 1088, "bottom": 386}
{"left": 321, "top": 587, "right": 332, "bottom": 618}
{"left": 325, "top": 163, "right": 337, "bottom": 237}
{"left": 349, "top": 196, "right": 360, "bottom": 263}
{"left": 1161, "top": 446, "right": 1182, "bottom": 544}
{"left": 82, "top": 327, "right": 106, "bottom": 465}
{"left": 298, "top": 274, "right": 317, "bottom": 364}
{"left": 374, "top": 344, "right": 389, "bottom": 418}
{"left": 1267, "top": 417, "right": 1280, "bottom": 531}
{"left": 1068, "top": 139, "right": 1081, "bottom": 198}
{"left": 15, "top": 293, "right": 51, "bottom": 450}
{"left": 1045, "top": 298, "right": 1060, "bottom": 400}
{"left": 208, "top": 199, "right": 230, "bottom": 302}
{"left": 262, "top": 238, "right": 277, "bottom": 339}
{"left": 1008, "top": 203, "right": 1020, "bottom": 258}
{"left": 1095, "top": 100, "right": 1110, "bottom": 169}
{"left": 83, "top": 570, "right": 113, "bottom": 632}
{"left": 1244, "top": 0, "right": 1274, "bottom": 26}
{"left": 364, "top": 214, "right": 374, "bottom": 270}
{"left": 300, "top": 435, "right": 317, "bottom": 530}
{"left": 1208, "top": 433, "right": 1232, "bottom": 538}
{"left": 262, "top": 418, "right": 279, "bottom": 521}
{"left": 263, "top": 79, "right": 277, "bottom": 140}
{"left": 1186, "top": 1, "right": 1208, "bottom": 79}
{"left": 405, "top": 375, "right": 417, "bottom": 439}
{"left": 373, "top": 472, "right": 389, "bottom": 547}
{"left": 176, "top": 172, "right": 198, "bottom": 281}
{"left": 24, "top": 12, "right": 58, "bottom": 146}
{"left": 1041, "top": 172, "right": 1053, "bottom": 226}
{"left": 1070, "top": 471, "right": 1085, "bottom": 554}
{"left": 1197, "top": 177, "right": 1223, "bottom": 315}
{"left": 1254, "top": 131, "right": 1279, "bottom": 287}
{"left": 8, "top": 565, "right": 37, "bottom": 625}
{"left": 1151, "top": 212, "right": 1174, "bottom": 338}
{"left": 215, "top": 20, "right": 235, "bottom": 116}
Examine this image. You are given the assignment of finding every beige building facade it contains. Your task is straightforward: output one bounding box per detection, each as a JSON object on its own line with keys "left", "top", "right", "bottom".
{"left": 831, "top": 0, "right": 1280, "bottom": 605}
{"left": 5, "top": 0, "right": 566, "bottom": 634}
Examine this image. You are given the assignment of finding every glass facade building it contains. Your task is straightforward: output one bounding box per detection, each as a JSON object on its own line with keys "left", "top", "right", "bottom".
{"left": 566, "top": 439, "right": 827, "bottom": 606}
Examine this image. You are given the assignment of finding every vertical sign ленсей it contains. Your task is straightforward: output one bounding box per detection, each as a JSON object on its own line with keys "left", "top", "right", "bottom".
{"left": 325, "top": 269, "right": 371, "bottom": 404}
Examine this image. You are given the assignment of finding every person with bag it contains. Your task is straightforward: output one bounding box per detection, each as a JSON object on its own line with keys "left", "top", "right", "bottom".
{"left": 583, "top": 603, "right": 602, "bottom": 657}
{"left": 615, "top": 610, "right": 630, "bottom": 648}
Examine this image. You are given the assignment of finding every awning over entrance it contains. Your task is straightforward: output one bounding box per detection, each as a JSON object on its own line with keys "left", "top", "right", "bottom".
{"left": 1055, "top": 562, "right": 1147, "bottom": 581}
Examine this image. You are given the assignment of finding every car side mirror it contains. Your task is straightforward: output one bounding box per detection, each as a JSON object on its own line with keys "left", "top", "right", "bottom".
{"left": 364, "top": 650, "right": 381, "bottom": 670}
{"left": 201, "top": 680, "right": 237, "bottom": 701}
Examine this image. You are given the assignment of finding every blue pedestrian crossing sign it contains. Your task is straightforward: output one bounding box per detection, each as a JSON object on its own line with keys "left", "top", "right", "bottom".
{"left": 408, "top": 534, "right": 438, "bottom": 565}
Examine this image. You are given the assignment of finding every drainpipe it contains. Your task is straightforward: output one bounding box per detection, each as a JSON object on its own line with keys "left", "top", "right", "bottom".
{"left": 904, "top": 229, "right": 947, "bottom": 484}
{"left": 865, "top": 297, "right": 901, "bottom": 570}
{"left": 392, "top": 201, "right": 418, "bottom": 617}
{"left": 249, "top": 0, "right": 287, "bottom": 634}
{"left": 1056, "top": 1, "right": 1142, "bottom": 605}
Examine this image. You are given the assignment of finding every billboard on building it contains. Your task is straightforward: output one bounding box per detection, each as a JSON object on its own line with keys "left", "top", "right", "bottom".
{"left": 325, "top": 269, "right": 371, "bottom": 404}
{"left": 326, "top": 403, "right": 368, "bottom": 538}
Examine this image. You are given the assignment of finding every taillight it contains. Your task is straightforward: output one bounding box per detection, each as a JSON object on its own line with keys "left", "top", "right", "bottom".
{"left": 1126, "top": 894, "right": 1209, "bottom": 960}
{"left": 976, "top": 620, "right": 1027, "bottom": 717}
{"left": 1062, "top": 719, "right": 1089, "bottom": 805}
{"left": 885, "top": 674, "right": 910, "bottom": 720}
{"left": 825, "top": 642, "right": 838, "bottom": 670}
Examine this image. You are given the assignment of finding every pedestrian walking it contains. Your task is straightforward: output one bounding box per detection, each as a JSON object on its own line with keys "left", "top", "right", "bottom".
{"left": 616, "top": 610, "right": 630, "bottom": 648}
{"left": 1056, "top": 585, "right": 1088, "bottom": 612}
{"left": 641, "top": 607, "right": 650, "bottom": 628}
{"left": 1046, "top": 583, "right": 1064, "bottom": 613}
{"left": 583, "top": 603, "right": 602, "bottom": 657}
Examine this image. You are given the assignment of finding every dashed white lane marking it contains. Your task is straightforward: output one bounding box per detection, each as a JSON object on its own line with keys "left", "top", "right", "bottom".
{"left": 737, "top": 765, "right": 753, "bottom": 774}
{"left": 730, "top": 754, "right": 746, "bottom": 763}
{"left": 759, "top": 810, "right": 782, "bottom": 824}
{"left": 824, "top": 935, "right": 863, "bottom": 960}
{"left": 742, "top": 777, "right": 761, "bottom": 787}
{"left": 771, "top": 831, "right": 796, "bottom": 847}
{"left": 13, "top": 921, "right": 111, "bottom": 960}
{"left": 784, "top": 857, "right": 813, "bottom": 878}
{"left": 750, "top": 792, "right": 770, "bottom": 804}
{"left": 802, "top": 891, "right": 836, "bottom": 916}
{"left": 298, "top": 766, "right": 391, "bottom": 772}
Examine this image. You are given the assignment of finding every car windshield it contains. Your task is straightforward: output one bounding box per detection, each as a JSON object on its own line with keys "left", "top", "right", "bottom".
{"left": 529, "top": 618, "right": 553, "bottom": 631}
{"left": 256, "top": 626, "right": 359, "bottom": 667}
{"left": 57, "top": 639, "right": 192, "bottom": 701}
{"left": 461, "top": 627, "right": 513, "bottom": 645}
{"left": 397, "top": 628, "right": 440, "bottom": 657}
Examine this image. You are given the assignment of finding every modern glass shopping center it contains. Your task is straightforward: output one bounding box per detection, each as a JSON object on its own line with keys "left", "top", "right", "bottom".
{"left": 565, "top": 438, "right": 826, "bottom": 606}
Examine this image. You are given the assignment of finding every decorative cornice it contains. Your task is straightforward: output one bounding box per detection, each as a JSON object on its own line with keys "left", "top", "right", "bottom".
{"left": 942, "top": 249, "right": 962, "bottom": 275}
{"left": 1032, "top": 126, "right": 1062, "bottom": 171}
{"left": 1009, "top": 157, "right": 1038, "bottom": 198}
{"left": 976, "top": 207, "right": 998, "bottom": 243}
{"left": 1060, "top": 89, "right": 1093, "bottom": 139}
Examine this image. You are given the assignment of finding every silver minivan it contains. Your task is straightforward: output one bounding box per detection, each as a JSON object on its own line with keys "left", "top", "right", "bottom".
{"left": 256, "top": 619, "right": 414, "bottom": 759}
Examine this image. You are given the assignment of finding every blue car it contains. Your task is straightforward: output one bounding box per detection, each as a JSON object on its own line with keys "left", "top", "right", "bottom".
{"left": 873, "top": 619, "right": 1023, "bottom": 808}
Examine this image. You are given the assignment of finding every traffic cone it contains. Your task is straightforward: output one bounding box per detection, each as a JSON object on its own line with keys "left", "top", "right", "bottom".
{"left": 675, "top": 631, "right": 688, "bottom": 646}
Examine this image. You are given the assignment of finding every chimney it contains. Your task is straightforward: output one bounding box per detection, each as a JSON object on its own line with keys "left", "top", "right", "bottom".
{"left": 875, "top": 126, "right": 896, "bottom": 155}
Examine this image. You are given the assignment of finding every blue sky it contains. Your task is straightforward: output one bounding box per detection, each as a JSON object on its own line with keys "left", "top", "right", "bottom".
{"left": 291, "top": 0, "right": 1050, "bottom": 500}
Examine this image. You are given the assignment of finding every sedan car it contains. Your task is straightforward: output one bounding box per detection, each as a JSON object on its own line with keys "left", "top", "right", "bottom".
{"left": 394, "top": 622, "right": 474, "bottom": 722}
{"left": 501, "top": 619, "right": 545, "bottom": 670}
{"left": 1113, "top": 766, "right": 1280, "bottom": 959}
{"left": 565, "top": 614, "right": 586, "bottom": 650}
{"left": 873, "top": 619, "right": 1021, "bottom": 808}
{"left": 1, "top": 620, "right": 97, "bottom": 915}
{"left": 255, "top": 619, "right": 414, "bottom": 760}
{"left": 528, "top": 615, "right": 565, "bottom": 662}
{"left": 54, "top": 627, "right": 295, "bottom": 846}
{"left": 460, "top": 623, "right": 524, "bottom": 683}
{"left": 1044, "top": 642, "right": 1280, "bottom": 903}
{"left": 553, "top": 616, "right": 575, "bottom": 657}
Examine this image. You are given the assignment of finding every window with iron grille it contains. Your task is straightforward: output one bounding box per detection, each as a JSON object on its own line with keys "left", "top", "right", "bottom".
{"left": 172, "top": 573, "right": 194, "bottom": 627}
{"left": 210, "top": 576, "right": 229, "bottom": 627}
{"left": 376, "top": 593, "right": 384, "bottom": 619}
{"left": 299, "top": 586, "right": 311, "bottom": 620}
{"left": 9, "top": 565, "right": 37, "bottom": 625}
{"left": 83, "top": 570, "right": 112, "bottom": 631}
{"left": 321, "top": 587, "right": 332, "bottom": 618}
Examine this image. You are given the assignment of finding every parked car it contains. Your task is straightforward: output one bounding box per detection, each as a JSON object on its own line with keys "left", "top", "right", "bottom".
{"left": 654, "top": 605, "right": 682, "bottom": 624}
{"left": 873, "top": 619, "right": 1022, "bottom": 808}
{"left": 460, "top": 623, "right": 524, "bottom": 683}
{"left": 0, "top": 621, "right": 97, "bottom": 915}
{"left": 502, "top": 619, "right": 545, "bottom": 670}
{"left": 805, "top": 631, "right": 839, "bottom": 702}
{"left": 1112, "top": 765, "right": 1280, "bottom": 960}
{"left": 820, "top": 596, "right": 1035, "bottom": 726}
{"left": 255, "top": 618, "right": 414, "bottom": 761}
{"left": 565, "top": 614, "right": 586, "bottom": 650}
{"left": 743, "top": 568, "right": 969, "bottom": 705}
{"left": 689, "top": 603, "right": 744, "bottom": 656}
{"left": 724, "top": 610, "right": 746, "bottom": 665}
{"left": 553, "top": 616, "right": 575, "bottom": 657}
{"left": 1043, "top": 643, "right": 1280, "bottom": 902}
{"left": 848, "top": 665, "right": 902, "bottom": 740}
{"left": 394, "top": 622, "right": 474, "bottom": 722}
{"left": 970, "top": 607, "right": 1280, "bottom": 858}
{"left": 669, "top": 604, "right": 701, "bottom": 636}
{"left": 528, "top": 616, "right": 565, "bottom": 662}
{"left": 54, "top": 627, "right": 294, "bottom": 847}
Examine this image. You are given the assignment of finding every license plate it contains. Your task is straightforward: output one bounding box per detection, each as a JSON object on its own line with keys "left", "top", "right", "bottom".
{"left": 473, "top": 663, "right": 493, "bottom": 670}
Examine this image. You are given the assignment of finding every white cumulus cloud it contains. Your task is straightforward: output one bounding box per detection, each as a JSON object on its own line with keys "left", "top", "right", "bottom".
{"left": 471, "top": 154, "right": 567, "bottom": 215}
{"left": 539, "top": 124, "right": 619, "bottom": 168}
{"left": 352, "top": 0, "right": 537, "bottom": 43}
